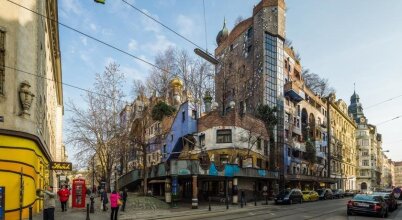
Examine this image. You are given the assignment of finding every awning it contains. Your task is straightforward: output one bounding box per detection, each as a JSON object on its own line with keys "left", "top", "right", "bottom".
{"left": 149, "top": 179, "right": 166, "bottom": 184}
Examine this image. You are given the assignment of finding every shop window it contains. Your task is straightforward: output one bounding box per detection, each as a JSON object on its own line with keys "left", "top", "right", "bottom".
{"left": 256, "top": 158, "right": 262, "bottom": 168}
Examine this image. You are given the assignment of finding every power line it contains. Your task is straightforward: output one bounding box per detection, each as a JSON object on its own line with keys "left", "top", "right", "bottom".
{"left": 365, "top": 94, "right": 402, "bottom": 110}
{"left": 121, "top": 0, "right": 205, "bottom": 51}
{"left": 5, "top": 0, "right": 169, "bottom": 75}
{"left": 376, "top": 115, "right": 402, "bottom": 126}
{"left": 3, "top": 65, "right": 127, "bottom": 104}
{"left": 202, "top": 0, "right": 208, "bottom": 52}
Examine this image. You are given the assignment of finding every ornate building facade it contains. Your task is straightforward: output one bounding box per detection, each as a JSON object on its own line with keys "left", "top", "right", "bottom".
{"left": 327, "top": 94, "right": 357, "bottom": 190}
{"left": 0, "top": 0, "right": 64, "bottom": 218}
{"left": 348, "top": 91, "right": 383, "bottom": 192}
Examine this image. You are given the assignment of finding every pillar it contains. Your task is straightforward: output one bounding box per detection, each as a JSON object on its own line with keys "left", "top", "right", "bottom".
{"left": 165, "top": 178, "right": 172, "bottom": 203}
{"left": 232, "top": 178, "right": 238, "bottom": 204}
{"left": 192, "top": 175, "right": 198, "bottom": 209}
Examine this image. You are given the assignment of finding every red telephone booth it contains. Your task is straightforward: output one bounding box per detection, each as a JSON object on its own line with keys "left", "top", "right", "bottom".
{"left": 72, "top": 178, "right": 86, "bottom": 208}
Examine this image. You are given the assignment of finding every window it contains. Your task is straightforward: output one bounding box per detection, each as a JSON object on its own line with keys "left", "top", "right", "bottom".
{"left": 220, "top": 154, "right": 229, "bottom": 164}
{"left": 362, "top": 150, "right": 369, "bottom": 156}
{"left": 247, "top": 45, "right": 252, "bottom": 53}
{"left": 199, "top": 134, "right": 205, "bottom": 147}
{"left": 191, "top": 110, "right": 197, "bottom": 119}
{"left": 0, "top": 29, "right": 5, "bottom": 95}
{"left": 182, "top": 111, "right": 185, "bottom": 122}
{"left": 247, "top": 27, "right": 253, "bottom": 39}
{"left": 256, "top": 158, "right": 262, "bottom": 168}
{"left": 257, "top": 138, "right": 261, "bottom": 150}
{"left": 163, "top": 145, "right": 166, "bottom": 158}
{"left": 216, "top": 129, "right": 232, "bottom": 143}
{"left": 362, "top": 160, "right": 369, "bottom": 166}
{"left": 264, "top": 140, "right": 269, "bottom": 156}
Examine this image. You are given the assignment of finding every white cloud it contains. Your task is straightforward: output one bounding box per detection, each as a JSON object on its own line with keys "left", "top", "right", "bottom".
{"left": 141, "top": 35, "right": 175, "bottom": 54}
{"left": 80, "top": 36, "right": 88, "bottom": 46}
{"left": 141, "top": 9, "right": 161, "bottom": 33}
{"left": 61, "top": 0, "right": 82, "bottom": 15}
{"left": 89, "top": 23, "right": 97, "bottom": 32}
{"left": 176, "top": 14, "right": 195, "bottom": 37}
{"left": 128, "top": 39, "right": 138, "bottom": 52}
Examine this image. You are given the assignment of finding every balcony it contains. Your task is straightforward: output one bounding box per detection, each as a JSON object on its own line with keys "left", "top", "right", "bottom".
{"left": 284, "top": 81, "right": 304, "bottom": 102}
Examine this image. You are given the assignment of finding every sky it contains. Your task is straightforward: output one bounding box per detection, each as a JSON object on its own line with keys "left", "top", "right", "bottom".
{"left": 56, "top": 0, "right": 402, "bottom": 162}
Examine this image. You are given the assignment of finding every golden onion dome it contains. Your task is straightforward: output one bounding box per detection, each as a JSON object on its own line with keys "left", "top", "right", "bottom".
{"left": 170, "top": 77, "right": 183, "bottom": 88}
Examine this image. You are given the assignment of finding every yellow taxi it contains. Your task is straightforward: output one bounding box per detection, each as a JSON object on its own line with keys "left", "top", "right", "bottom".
{"left": 302, "top": 190, "right": 319, "bottom": 202}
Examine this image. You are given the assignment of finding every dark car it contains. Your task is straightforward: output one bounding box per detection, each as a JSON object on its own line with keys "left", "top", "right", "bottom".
{"left": 344, "top": 190, "right": 356, "bottom": 197}
{"left": 316, "top": 188, "right": 333, "bottom": 200}
{"left": 333, "top": 189, "right": 344, "bottom": 199}
{"left": 373, "top": 192, "right": 398, "bottom": 211}
{"left": 347, "top": 194, "right": 388, "bottom": 218}
{"left": 274, "top": 189, "right": 303, "bottom": 205}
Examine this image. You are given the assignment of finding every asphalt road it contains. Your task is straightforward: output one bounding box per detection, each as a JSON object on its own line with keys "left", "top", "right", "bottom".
{"left": 160, "top": 198, "right": 402, "bottom": 220}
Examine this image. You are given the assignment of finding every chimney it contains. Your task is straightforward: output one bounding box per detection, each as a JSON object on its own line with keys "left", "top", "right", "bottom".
{"left": 203, "top": 91, "right": 213, "bottom": 113}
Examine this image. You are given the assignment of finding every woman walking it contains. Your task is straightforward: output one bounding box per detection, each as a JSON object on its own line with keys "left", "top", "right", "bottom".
{"left": 110, "top": 190, "right": 121, "bottom": 220}
{"left": 57, "top": 185, "right": 70, "bottom": 212}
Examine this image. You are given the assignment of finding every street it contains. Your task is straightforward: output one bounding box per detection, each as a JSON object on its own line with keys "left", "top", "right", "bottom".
{"left": 147, "top": 199, "right": 402, "bottom": 220}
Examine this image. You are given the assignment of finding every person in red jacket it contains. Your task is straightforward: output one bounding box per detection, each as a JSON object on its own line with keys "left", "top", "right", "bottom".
{"left": 57, "top": 185, "right": 70, "bottom": 212}
{"left": 109, "top": 190, "right": 121, "bottom": 220}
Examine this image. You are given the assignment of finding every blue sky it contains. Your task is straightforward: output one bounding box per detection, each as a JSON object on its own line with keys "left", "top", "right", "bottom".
{"left": 58, "top": 0, "right": 402, "bottom": 161}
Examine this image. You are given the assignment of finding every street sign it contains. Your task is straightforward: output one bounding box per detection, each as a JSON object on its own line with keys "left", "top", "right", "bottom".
{"left": 50, "top": 162, "right": 72, "bottom": 171}
{"left": 0, "top": 186, "right": 5, "bottom": 220}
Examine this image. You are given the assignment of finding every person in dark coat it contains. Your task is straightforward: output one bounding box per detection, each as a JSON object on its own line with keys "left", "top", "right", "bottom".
{"left": 102, "top": 190, "right": 109, "bottom": 211}
{"left": 121, "top": 188, "right": 128, "bottom": 211}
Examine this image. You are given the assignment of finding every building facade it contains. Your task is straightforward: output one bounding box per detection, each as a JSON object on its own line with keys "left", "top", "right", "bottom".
{"left": 0, "top": 0, "right": 63, "bottom": 218}
{"left": 214, "top": 0, "right": 333, "bottom": 190}
{"left": 394, "top": 162, "right": 402, "bottom": 188}
{"left": 348, "top": 91, "right": 383, "bottom": 192}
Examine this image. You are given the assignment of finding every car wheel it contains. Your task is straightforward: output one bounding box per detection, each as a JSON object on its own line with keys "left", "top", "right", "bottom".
{"left": 385, "top": 208, "right": 389, "bottom": 218}
{"left": 347, "top": 210, "right": 353, "bottom": 216}
{"left": 289, "top": 199, "right": 293, "bottom": 205}
{"left": 300, "top": 198, "right": 302, "bottom": 204}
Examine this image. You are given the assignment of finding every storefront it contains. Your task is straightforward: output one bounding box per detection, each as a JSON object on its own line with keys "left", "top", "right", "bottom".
{"left": 0, "top": 131, "right": 52, "bottom": 219}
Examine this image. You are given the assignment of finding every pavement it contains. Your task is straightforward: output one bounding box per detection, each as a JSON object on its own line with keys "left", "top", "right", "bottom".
{"left": 31, "top": 195, "right": 402, "bottom": 220}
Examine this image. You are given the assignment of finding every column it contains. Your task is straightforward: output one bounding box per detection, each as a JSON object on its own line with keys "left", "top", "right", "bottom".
{"left": 165, "top": 178, "right": 172, "bottom": 203}
{"left": 192, "top": 175, "right": 198, "bottom": 209}
{"left": 232, "top": 178, "right": 238, "bottom": 204}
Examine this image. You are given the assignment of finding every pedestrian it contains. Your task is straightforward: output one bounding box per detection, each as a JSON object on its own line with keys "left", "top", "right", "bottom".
{"left": 42, "top": 185, "right": 56, "bottom": 220}
{"left": 57, "top": 185, "right": 70, "bottom": 212}
{"left": 110, "top": 190, "right": 121, "bottom": 220}
{"left": 121, "top": 188, "right": 128, "bottom": 212}
{"left": 102, "top": 189, "right": 109, "bottom": 211}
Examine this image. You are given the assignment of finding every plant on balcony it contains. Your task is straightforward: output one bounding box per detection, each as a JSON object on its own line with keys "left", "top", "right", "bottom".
{"left": 151, "top": 101, "right": 176, "bottom": 121}
{"left": 256, "top": 104, "right": 278, "bottom": 169}
{"left": 305, "top": 140, "right": 316, "bottom": 164}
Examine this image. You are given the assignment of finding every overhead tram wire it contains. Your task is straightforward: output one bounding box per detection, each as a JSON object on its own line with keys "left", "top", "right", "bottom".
{"left": 375, "top": 115, "right": 402, "bottom": 126}
{"left": 365, "top": 94, "right": 402, "bottom": 110}
{"left": 2, "top": 65, "right": 127, "bottom": 104}
{"left": 5, "top": 0, "right": 170, "bottom": 75}
{"left": 121, "top": 0, "right": 205, "bottom": 51}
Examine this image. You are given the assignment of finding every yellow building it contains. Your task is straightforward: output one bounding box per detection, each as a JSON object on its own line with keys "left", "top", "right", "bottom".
{"left": 327, "top": 94, "right": 357, "bottom": 190}
{"left": 0, "top": 0, "right": 63, "bottom": 219}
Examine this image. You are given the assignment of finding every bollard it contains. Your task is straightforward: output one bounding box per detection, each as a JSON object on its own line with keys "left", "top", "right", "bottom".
{"left": 240, "top": 193, "right": 243, "bottom": 208}
{"left": 226, "top": 196, "right": 229, "bottom": 210}
{"left": 29, "top": 206, "right": 32, "bottom": 220}
{"left": 208, "top": 196, "right": 211, "bottom": 211}
{"left": 90, "top": 196, "right": 95, "bottom": 213}
{"left": 254, "top": 194, "right": 257, "bottom": 206}
{"left": 86, "top": 203, "right": 90, "bottom": 220}
{"left": 265, "top": 194, "right": 268, "bottom": 205}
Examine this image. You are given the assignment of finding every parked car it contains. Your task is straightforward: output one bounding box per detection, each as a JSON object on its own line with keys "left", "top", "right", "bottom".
{"left": 316, "top": 188, "right": 333, "bottom": 200}
{"left": 333, "top": 189, "right": 345, "bottom": 199}
{"left": 347, "top": 194, "right": 388, "bottom": 217}
{"left": 274, "top": 189, "right": 303, "bottom": 205}
{"left": 373, "top": 192, "right": 398, "bottom": 211}
{"left": 302, "top": 191, "right": 319, "bottom": 202}
{"left": 345, "top": 190, "right": 356, "bottom": 197}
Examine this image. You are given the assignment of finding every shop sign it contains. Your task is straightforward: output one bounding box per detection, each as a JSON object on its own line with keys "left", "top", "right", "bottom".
{"left": 50, "top": 162, "right": 72, "bottom": 171}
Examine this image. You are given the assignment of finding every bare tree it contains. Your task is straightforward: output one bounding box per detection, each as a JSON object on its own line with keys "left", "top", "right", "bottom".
{"left": 132, "top": 79, "right": 148, "bottom": 98}
{"left": 234, "top": 16, "right": 244, "bottom": 26}
{"left": 66, "top": 62, "right": 126, "bottom": 191}
{"left": 302, "top": 69, "right": 335, "bottom": 97}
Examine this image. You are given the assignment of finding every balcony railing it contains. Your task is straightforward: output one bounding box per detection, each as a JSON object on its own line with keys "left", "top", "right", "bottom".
{"left": 287, "top": 174, "right": 336, "bottom": 183}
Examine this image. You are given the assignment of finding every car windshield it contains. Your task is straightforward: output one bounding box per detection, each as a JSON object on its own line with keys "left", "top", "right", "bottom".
{"left": 353, "top": 195, "right": 376, "bottom": 201}
{"left": 278, "top": 190, "right": 291, "bottom": 196}
{"left": 302, "top": 191, "right": 309, "bottom": 195}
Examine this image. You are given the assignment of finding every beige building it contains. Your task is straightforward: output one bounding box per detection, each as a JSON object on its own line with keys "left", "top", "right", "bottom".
{"left": 394, "top": 162, "right": 402, "bottom": 188}
{"left": 0, "top": 0, "right": 64, "bottom": 218}
{"left": 328, "top": 94, "right": 357, "bottom": 190}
